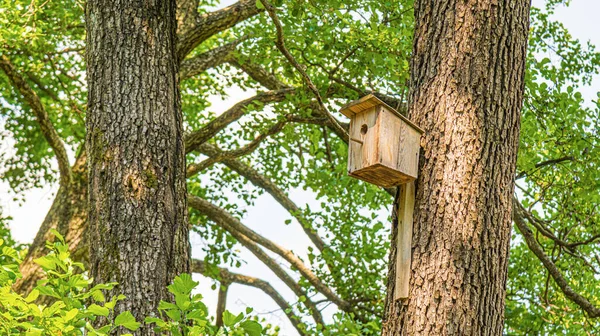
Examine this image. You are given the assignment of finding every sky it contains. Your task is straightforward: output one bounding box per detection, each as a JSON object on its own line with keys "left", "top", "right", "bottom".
{"left": 1, "top": 1, "right": 600, "bottom": 335}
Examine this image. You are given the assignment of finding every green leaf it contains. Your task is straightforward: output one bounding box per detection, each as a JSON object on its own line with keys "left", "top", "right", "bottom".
{"left": 240, "top": 320, "right": 263, "bottom": 336}
{"left": 24, "top": 289, "right": 39, "bottom": 303}
{"left": 88, "top": 304, "right": 109, "bottom": 317}
{"left": 50, "top": 229, "right": 65, "bottom": 243}
{"left": 222, "top": 310, "right": 237, "bottom": 327}
{"left": 114, "top": 311, "right": 140, "bottom": 331}
{"left": 169, "top": 273, "right": 198, "bottom": 295}
{"left": 33, "top": 256, "right": 56, "bottom": 270}
{"left": 63, "top": 308, "right": 79, "bottom": 322}
{"left": 255, "top": 0, "right": 265, "bottom": 10}
{"left": 165, "top": 309, "right": 181, "bottom": 322}
{"left": 158, "top": 300, "right": 179, "bottom": 311}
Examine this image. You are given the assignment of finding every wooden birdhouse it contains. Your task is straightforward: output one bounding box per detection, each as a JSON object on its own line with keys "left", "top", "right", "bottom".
{"left": 341, "top": 94, "right": 424, "bottom": 188}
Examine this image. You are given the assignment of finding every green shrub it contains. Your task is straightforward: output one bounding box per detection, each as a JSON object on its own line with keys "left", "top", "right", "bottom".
{"left": 0, "top": 230, "right": 268, "bottom": 336}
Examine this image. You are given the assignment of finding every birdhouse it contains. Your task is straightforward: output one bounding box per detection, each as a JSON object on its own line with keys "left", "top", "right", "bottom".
{"left": 341, "top": 94, "right": 424, "bottom": 188}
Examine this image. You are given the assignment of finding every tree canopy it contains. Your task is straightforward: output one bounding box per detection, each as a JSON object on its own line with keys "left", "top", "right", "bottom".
{"left": 0, "top": 0, "right": 599, "bottom": 334}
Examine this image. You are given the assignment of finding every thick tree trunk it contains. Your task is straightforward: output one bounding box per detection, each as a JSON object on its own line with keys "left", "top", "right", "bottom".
{"left": 85, "top": 0, "right": 190, "bottom": 333}
{"left": 382, "top": 1, "right": 531, "bottom": 335}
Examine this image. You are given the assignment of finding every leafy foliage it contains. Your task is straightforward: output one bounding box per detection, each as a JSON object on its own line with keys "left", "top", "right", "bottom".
{"left": 0, "top": 233, "right": 271, "bottom": 335}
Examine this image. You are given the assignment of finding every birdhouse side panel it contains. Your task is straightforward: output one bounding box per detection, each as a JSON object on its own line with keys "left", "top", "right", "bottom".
{"left": 347, "top": 107, "right": 380, "bottom": 173}
{"left": 377, "top": 106, "right": 402, "bottom": 170}
{"left": 395, "top": 124, "right": 421, "bottom": 180}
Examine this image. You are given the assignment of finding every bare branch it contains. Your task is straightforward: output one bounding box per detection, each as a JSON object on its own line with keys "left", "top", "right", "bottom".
{"left": 192, "top": 259, "right": 308, "bottom": 335}
{"left": 188, "top": 195, "right": 324, "bottom": 324}
{"left": 184, "top": 89, "right": 294, "bottom": 153}
{"left": 0, "top": 54, "right": 71, "bottom": 187}
{"left": 195, "top": 143, "right": 328, "bottom": 252}
{"left": 516, "top": 156, "right": 575, "bottom": 179}
{"left": 513, "top": 196, "right": 600, "bottom": 318}
{"left": 188, "top": 194, "right": 358, "bottom": 315}
{"left": 177, "top": 0, "right": 263, "bottom": 61}
{"left": 515, "top": 201, "right": 600, "bottom": 249}
{"left": 215, "top": 281, "right": 229, "bottom": 328}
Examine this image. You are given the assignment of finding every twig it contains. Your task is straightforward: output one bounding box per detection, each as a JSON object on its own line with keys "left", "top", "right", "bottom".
{"left": 260, "top": 0, "right": 349, "bottom": 140}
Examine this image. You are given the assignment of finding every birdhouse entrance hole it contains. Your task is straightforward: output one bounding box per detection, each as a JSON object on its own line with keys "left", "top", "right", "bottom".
{"left": 360, "top": 124, "right": 368, "bottom": 135}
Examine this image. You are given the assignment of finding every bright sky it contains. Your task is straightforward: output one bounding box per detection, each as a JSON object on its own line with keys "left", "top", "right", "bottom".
{"left": 1, "top": 1, "right": 599, "bottom": 335}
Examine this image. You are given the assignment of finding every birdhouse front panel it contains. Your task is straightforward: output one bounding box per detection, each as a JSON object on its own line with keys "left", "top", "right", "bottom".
{"left": 342, "top": 95, "right": 423, "bottom": 188}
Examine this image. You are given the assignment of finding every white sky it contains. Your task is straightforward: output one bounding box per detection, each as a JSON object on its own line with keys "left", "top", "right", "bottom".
{"left": 1, "top": 1, "right": 600, "bottom": 335}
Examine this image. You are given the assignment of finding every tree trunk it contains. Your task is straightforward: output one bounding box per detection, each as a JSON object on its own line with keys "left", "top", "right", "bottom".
{"left": 85, "top": 0, "right": 190, "bottom": 332}
{"left": 382, "top": 1, "right": 531, "bottom": 335}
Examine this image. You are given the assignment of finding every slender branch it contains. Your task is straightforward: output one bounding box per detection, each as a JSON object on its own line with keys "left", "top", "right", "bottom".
{"left": 186, "top": 118, "right": 289, "bottom": 177}
{"left": 177, "top": 0, "right": 263, "bottom": 61}
{"left": 191, "top": 259, "right": 308, "bottom": 335}
{"left": 513, "top": 196, "right": 600, "bottom": 318}
{"left": 185, "top": 114, "right": 344, "bottom": 178}
{"left": 215, "top": 281, "right": 230, "bottom": 328}
{"left": 195, "top": 143, "right": 327, "bottom": 252}
{"left": 188, "top": 197, "right": 324, "bottom": 325}
{"left": 0, "top": 54, "right": 71, "bottom": 187}
{"left": 516, "top": 156, "right": 575, "bottom": 179}
{"left": 515, "top": 201, "right": 600, "bottom": 249}
{"left": 261, "top": 0, "right": 348, "bottom": 140}
{"left": 179, "top": 39, "right": 243, "bottom": 80}
{"left": 228, "top": 55, "right": 290, "bottom": 90}
{"left": 188, "top": 195, "right": 357, "bottom": 316}
{"left": 184, "top": 89, "right": 294, "bottom": 153}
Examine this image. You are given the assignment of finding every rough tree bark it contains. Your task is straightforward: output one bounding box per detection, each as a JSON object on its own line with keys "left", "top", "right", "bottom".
{"left": 85, "top": 0, "right": 189, "bottom": 332}
{"left": 382, "top": 1, "right": 531, "bottom": 335}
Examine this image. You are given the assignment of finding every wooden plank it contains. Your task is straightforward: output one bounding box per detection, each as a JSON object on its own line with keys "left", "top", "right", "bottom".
{"left": 394, "top": 181, "right": 415, "bottom": 300}
{"left": 347, "top": 107, "right": 379, "bottom": 173}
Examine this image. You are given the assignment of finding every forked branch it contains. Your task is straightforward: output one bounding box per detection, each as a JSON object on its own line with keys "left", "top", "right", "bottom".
{"left": 513, "top": 197, "right": 600, "bottom": 318}
{"left": 184, "top": 88, "right": 294, "bottom": 153}
{"left": 191, "top": 258, "right": 308, "bottom": 335}
{"left": 188, "top": 195, "right": 324, "bottom": 325}
{"left": 177, "top": 0, "right": 263, "bottom": 61}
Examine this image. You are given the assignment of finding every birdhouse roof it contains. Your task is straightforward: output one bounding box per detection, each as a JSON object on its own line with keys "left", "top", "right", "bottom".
{"left": 340, "top": 94, "right": 424, "bottom": 134}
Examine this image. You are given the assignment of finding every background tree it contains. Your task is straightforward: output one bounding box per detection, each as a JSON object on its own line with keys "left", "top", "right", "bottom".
{"left": 0, "top": 0, "right": 599, "bottom": 334}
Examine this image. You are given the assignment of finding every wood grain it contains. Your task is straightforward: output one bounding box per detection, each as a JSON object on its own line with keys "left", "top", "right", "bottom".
{"left": 394, "top": 181, "right": 415, "bottom": 300}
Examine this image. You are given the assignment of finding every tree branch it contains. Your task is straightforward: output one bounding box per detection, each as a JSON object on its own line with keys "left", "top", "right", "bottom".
{"left": 261, "top": 0, "right": 348, "bottom": 140}
{"left": 186, "top": 118, "right": 289, "bottom": 177}
{"left": 195, "top": 143, "right": 328, "bottom": 253}
{"left": 176, "top": 0, "right": 200, "bottom": 36}
{"left": 228, "top": 55, "right": 290, "bottom": 90}
{"left": 515, "top": 200, "right": 600, "bottom": 249}
{"left": 513, "top": 196, "right": 600, "bottom": 318}
{"left": 0, "top": 54, "right": 71, "bottom": 187}
{"left": 215, "top": 281, "right": 229, "bottom": 328}
{"left": 191, "top": 259, "right": 308, "bottom": 335}
{"left": 516, "top": 156, "right": 575, "bottom": 179}
{"left": 188, "top": 194, "right": 357, "bottom": 315}
{"left": 179, "top": 39, "right": 244, "bottom": 80}
{"left": 184, "top": 88, "right": 294, "bottom": 153}
{"left": 188, "top": 196, "right": 324, "bottom": 325}
{"left": 177, "top": 0, "right": 263, "bottom": 61}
